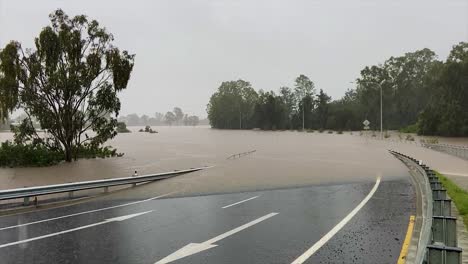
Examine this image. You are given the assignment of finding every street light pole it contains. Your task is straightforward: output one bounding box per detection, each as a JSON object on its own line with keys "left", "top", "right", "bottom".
{"left": 239, "top": 110, "right": 242, "bottom": 129}
{"left": 380, "top": 83, "right": 383, "bottom": 140}
{"left": 302, "top": 104, "right": 305, "bottom": 131}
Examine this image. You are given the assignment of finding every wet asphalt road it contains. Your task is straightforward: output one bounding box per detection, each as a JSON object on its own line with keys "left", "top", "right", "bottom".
{"left": 0, "top": 178, "right": 414, "bottom": 264}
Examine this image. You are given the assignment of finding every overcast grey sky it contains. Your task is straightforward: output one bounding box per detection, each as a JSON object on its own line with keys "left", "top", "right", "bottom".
{"left": 1, "top": 0, "right": 467, "bottom": 117}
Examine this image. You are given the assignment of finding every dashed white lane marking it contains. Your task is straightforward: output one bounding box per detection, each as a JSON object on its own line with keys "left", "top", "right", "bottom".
{"left": 0, "top": 211, "right": 153, "bottom": 249}
{"left": 222, "top": 196, "right": 259, "bottom": 209}
{"left": 291, "top": 177, "right": 381, "bottom": 264}
{"left": 155, "top": 212, "right": 278, "bottom": 264}
{"left": 0, "top": 192, "right": 175, "bottom": 231}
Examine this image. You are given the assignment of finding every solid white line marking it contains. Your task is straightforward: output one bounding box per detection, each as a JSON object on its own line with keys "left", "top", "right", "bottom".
{"left": 290, "top": 177, "right": 381, "bottom": 264}
{"left": 155, "top": 212, "right": 278, "bottom": 264}
{"left": 222, "top": 196, "right": 259, "bottom": 209}
{"left": 0, "top": 210, "right": 153, "bottom": 249}
{"left": 0, "top": 192, "right": 175, "bottom": 231}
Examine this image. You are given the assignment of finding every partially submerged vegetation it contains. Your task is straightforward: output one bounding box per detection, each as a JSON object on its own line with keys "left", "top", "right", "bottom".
{"left": 399, "top": 124, "right": 419, "bottom": 134}
{"left": 0, "top": 9, "right": 134, "bottom": 167}
{"left": 0, "top": 141, "right": 121, "bottom": 167}
{"left": 420, "top": 138, "right": 439, "bottom": 144}
{"left": 139, "top": 125, "right": 158, "bottom": 134}
{"left": 436, "top": 172, "right": 468, "bottom": 228}
{"left": 116, "top": 122, "right": 131, "bottom": 133}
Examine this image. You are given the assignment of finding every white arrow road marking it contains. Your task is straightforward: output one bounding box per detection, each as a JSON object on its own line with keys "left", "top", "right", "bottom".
{"left": 0, "top": 210, "right": 153, "bottom": 249}
{"left": 291, "top": 177, "right": 381, "bottom": 264}
{"left": 0, "top": 192, "right": 175, "bottom": 231}
{"left": 222, "top": 196, "right": 259, "bottom": 209}
{"left": 155, "top": 212, "right": 278, "bottom": 264}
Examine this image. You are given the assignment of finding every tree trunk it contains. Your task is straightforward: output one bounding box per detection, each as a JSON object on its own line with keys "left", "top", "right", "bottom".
{"left": 64, "top": 145, "right": 72, "bottom": 162}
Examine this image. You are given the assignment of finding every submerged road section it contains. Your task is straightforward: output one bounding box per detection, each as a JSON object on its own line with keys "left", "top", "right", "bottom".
{"left": 0, "top": 177, "right": 415, "bottom": 264}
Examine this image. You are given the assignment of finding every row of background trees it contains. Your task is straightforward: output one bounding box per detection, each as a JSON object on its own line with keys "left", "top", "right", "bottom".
{"left": 118, "top": 107, "right": 208, "bottom": 126}
{"left": 207, "top": 42, "right": 468, "bottom": 136}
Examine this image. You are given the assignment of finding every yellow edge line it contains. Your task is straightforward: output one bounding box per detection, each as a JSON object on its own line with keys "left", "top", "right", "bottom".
{"left": 397, "top": 215, "right": 415, "bottom": 264}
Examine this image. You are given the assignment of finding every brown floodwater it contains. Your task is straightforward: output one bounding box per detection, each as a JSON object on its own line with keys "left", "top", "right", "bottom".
{"left": 0, "top": 127, "right": 466, "bottom": 199}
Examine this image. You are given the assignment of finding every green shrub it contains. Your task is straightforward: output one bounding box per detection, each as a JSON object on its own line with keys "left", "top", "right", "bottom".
{"left": 337, "top": 130, "right": 343, "bottom": 134}
{"left": 399, "top": 123, "right": 418, "bottom": 133}
{"left": 142, "top": 125, "right": 157, "bottom": 134}
{"left": 318, "top": 128, "right": 324, "bottom": 133}
{"left": 0, "top": 141, "right": 63, "bottom": 167}
{"left": 327, "top": 130, "right": 333, "bottom": 134}
{"left": 405, "top": 134, "right": 415, "bottom": 141}
{"left": 116, "top": 122, "right": 131, "bottom": 133}
{"left": 74, "top": 145, "right": 123, "bottom": 159}
{"left": 0, "top": 141, "right": 122, "bottom": 167}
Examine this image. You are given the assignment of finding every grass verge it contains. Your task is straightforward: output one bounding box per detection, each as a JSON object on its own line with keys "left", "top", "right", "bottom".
{"left": 435, "top": 171, "right": 468, "bottom": 228}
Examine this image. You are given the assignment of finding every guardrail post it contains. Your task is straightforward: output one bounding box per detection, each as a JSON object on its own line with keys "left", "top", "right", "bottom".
{"left": 433, "top": 199, "right": 452, "bottom": 216}
{"left": 104, "top": 186, "right": 109, "bottom": 193}
{"left": 430, "top": 181, "right": 442, "bottom": 190}
{"left": 432, "top": 189, "right": 447, "bottom": 200}
{"left": 132, "top": 170, "right": 138, "bottom": 187}
{"left": 432, "top": 216, "right": 457, "bottom": 247}
{"left": 429, "top": 176, "right": 438, "bottom": 182}
{"left": 23, "top": 196, "right": 30, "bottom": 206}
{"left": 427, "top": 245, "right": 462, "bottom": 264}
{"left": 68, "top": 191, "right": 74, "bottom": 199}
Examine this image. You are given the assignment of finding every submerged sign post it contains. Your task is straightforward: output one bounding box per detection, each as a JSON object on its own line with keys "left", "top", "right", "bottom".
{"left": 363, "top": 120, "right": 370, "bottom": 130}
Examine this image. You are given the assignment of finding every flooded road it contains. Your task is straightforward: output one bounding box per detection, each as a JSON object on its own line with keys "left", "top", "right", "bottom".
{"left": 0, "top": 127, "right": 423, "bottom": 263}
{"left": 0, "top": 127, "right": 411, "bottom": 197}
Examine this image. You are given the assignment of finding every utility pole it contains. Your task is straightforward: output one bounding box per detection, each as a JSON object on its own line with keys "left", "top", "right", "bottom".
{"left": 380, "top": 83, "right": 383, "bottom": 140}
{"left": 239, "top": 109, "right": 242, "bottom": 129}
{"left": 302, "top": 104, "right": 305, "bottom": 130}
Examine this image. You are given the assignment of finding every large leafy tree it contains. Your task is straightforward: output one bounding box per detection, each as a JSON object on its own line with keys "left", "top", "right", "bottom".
{"left": 207, "top": 80, "right": 258, "bottom": 129}
{"left": 294, "top": 74, "right": 315, "bottom": 130}
{"left": 279, "top": 86, "right": 295, "bottom": 129}
{"left": 164, "top": 111, "right": 176, "bottom": 125}
{"left": 315, "top": 89, "right": 331, "bottom": 129}
{"left": 173, "top": 107, "right": 184, "bottom": 125}
{"left": 254, "top": 90, "right": 288, "bottom": 130}
{"left": 355, "top": 48, "right": 438, "bottom": 130}
{"left": 0, "top": 9, "right": 135, "bottom": 161}
{"left": 418, "top": 42, "right": 468, "bottom": 136}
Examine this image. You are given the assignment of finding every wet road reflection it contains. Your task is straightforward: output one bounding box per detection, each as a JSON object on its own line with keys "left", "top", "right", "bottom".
{"left": 0, "top": 178, "right": 414, "bottom": 264}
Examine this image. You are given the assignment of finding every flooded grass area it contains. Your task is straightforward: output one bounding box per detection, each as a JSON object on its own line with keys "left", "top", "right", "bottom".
{"left": 436, "top": 171, "right": 468, "bottom": 228}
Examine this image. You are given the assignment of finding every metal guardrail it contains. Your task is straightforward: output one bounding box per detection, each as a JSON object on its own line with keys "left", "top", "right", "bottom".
{"left": 422, "top": 143, "right": 468, "bottom": 161}
{"left": 390, "top": 150, "right": 463, "bottom": 264}
{"left": 227, "top": 150, "right": 256, "bottom": 160}
{"left": 0, "top": 166, "right": 209, "bottom": 205}
{"left": 391, "top": 150, "right": 433, "bottom": 263}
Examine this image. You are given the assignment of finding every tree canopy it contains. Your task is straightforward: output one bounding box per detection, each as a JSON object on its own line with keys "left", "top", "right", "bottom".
{"left": 0, "top": 9, "right": 135, "bottom": 162}
{"left": 207, "top": 42, "right": 468, "bottom": 136}
{"left": 207, "top": 80, "right": 258, "bottom": 129}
